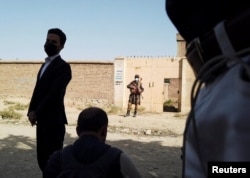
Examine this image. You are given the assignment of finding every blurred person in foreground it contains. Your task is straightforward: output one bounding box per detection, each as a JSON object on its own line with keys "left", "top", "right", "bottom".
{"left": 27, "top": 28, "right": 72, "bottom": 174}
{"left": 166, "top": 0, "right": 250, "bottom": 177}
{"left": 44, "top": 107, "right": 142, "bottom": 178}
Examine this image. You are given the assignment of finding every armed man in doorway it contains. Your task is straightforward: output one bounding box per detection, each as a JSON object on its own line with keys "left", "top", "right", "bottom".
{"left": 124, "top": 74, "right": 144, "bottom": 117}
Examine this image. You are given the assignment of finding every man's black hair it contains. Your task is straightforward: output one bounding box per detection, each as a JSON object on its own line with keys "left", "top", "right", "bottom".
{"left": 48, "top": 28, "right": 67, "bottom": 46}
{"left": 77, "top": 107, "right": 108, "bottom": 132}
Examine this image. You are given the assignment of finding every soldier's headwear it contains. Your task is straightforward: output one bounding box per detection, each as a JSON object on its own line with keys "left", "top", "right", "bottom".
{"left": 135, "top": 74, "right": 140, "bottom": 78}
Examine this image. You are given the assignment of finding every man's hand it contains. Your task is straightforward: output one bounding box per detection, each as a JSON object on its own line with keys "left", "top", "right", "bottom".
{"left": 28, "top": 111, "right": 37, "bottom": 126}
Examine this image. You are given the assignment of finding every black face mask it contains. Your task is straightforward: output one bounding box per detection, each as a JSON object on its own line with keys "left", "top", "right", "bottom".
{"left": 44, "top": 42, "right": 58, "bottom": 56}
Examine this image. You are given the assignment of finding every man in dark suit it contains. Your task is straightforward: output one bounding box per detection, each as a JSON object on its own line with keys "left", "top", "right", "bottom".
{"left": 27, "top": 28, "right": 72, "bottom": 174}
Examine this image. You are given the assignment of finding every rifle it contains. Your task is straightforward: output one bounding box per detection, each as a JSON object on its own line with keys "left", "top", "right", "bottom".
{"left": 128, "top": 78, "right": 143, "bottom": 99}
{"left": 138, "top": 78, "right": 143, "bottom": 99}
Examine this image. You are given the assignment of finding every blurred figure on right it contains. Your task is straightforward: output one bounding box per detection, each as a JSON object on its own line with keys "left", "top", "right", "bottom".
{"left": 166, "top": 1, "right": 250, "bottom": 177}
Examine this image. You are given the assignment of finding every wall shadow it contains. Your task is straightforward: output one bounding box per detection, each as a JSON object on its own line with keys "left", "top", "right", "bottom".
{"left": 108, "top": 139, "right": 181, "bottom": 178}
{"left": 163, "top": 105, "right": 178, "bottom": 112}
{"left": 0, "top": 131, "right": 182, "bottom": 178}
{"left": 64, "top": 132, "right": 182, "bottom": 178}
{"left": 0, "top": 134, "right": 41, "bottom": 178}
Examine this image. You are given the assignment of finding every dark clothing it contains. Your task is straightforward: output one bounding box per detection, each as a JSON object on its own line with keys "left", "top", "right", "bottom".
{"left": 125, "top": 80, "right": 144, "bottom": 116}
{"left": 28, "top": 56, "right": 72, "bottom": 171}
{"left": 166, "top": 1, "right": 250, "bottom": 177}
{"left": 28, "top": 56, "right": 72, "bottom": 125}
{"left": 127, "top": 80, "right": 144, "bottom": 105}
{"left": 44, "top": 135, "right": 123, "bottom": 178}
{"left": 166, "top": 0, "right": 250, "bottom": 43}
{"left": 36, "top": 123, "right": 65, "bottom": 172}
{"left": 128, "top": 94, "right": 141, "bottom": 105}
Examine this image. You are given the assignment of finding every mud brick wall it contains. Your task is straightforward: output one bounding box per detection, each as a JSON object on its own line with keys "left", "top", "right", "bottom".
{"left": 67, "top": 61, "right": 114, "bottom": 106}
{"left": 168, "top": 78, "right": 179, "bottom": 102}
{"left": 0, "top": 58, "right": 191, "bottom": 112}
{"left": 0, "top": 62, "right": 41, "bottom": 99}
{"left": 0, "top": 61, "right": 114, "bottom": 106}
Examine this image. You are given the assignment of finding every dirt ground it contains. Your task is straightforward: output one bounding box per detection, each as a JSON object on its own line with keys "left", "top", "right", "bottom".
{"left": 0, "top": 97, "right": 187, "bottom": 178}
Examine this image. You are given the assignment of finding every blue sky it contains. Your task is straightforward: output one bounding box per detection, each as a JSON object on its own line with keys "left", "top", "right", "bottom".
{"left": 1, "top": 0, "right": 178, "bottom": 61}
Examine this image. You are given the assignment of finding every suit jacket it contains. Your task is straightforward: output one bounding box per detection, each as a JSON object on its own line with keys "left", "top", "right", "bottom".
{"left": 28, "top": 56, "right": 72, "bottom": 125}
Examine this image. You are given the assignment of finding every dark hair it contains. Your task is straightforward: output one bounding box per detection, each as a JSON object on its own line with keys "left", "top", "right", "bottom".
{"left": 47, "top": 28, "right": 66, "bottom": 46}
{"left": 77, "top": 107, "right": 108, "bottom": 132}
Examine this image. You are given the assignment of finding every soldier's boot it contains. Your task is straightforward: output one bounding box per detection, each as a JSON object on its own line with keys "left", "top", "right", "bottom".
{"left": 124, "top": 110, "right": 130, "bottom": 117}
{"left": 133, "top": 105, "right": 138, "bottom": 117}
{"left": 125, "top": 103, "right": 132, "bottom": 117}
{"left": 133, "top": 111, "right": 137, "bottom": 117}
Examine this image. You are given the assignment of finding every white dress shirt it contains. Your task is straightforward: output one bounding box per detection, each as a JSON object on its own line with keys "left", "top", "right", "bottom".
{"left": 39, "top": 54, "right": 59, "bottom": 78}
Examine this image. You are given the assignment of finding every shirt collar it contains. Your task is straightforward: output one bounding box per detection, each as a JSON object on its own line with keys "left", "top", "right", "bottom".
{"left": 45, "top": 54, "right": 59, "bottom": 63}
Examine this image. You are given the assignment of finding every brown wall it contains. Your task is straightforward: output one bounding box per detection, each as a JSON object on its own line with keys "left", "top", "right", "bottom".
{"left": 176, "top": 33, "right": 186, "bottom": 57}
{"left": 68, "top": 61, "right": 114, "bottom": 105}
{"left": 0, "top": 62, "right": 41, "bottom": 98}
{"left": 0, "top": 55, "right": 194, "bottom": 112}
{"left": 0, "top": 61, "right": 114, "bottom": 106}
{"left": 168, "top": 78, "right": 179, "bottom": 102}
{"left": 114, "top": 57, "right": 182, "bottom": 112}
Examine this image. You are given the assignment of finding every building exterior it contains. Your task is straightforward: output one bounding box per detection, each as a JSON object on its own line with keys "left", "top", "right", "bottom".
{"left": 114, "top": 33, "right": 195, "bottom": 113}
{"left": 114, "top": 56, "right": 181, "bottom": 113}
{"left": 0, "top": 34, "right": 195, "bottom": 113}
